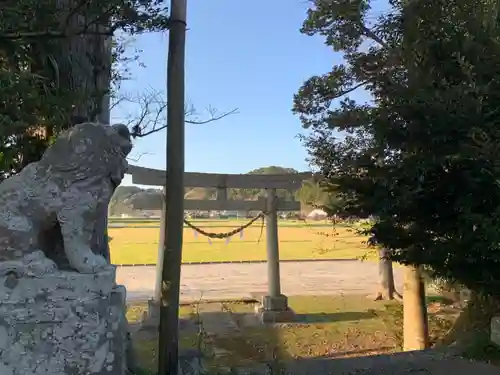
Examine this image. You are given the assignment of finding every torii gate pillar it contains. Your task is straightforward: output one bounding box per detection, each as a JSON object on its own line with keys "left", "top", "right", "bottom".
{"left": 256, "top": 188, "right": 295, "bottom": 323}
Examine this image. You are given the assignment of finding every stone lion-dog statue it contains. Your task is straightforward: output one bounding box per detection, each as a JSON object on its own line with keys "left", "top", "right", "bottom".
{"left": 0, "top": 122, "right": 132, "bottom": 274}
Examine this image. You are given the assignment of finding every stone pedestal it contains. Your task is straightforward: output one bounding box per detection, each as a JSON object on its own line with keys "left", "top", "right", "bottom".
{"left": 0, "top": 261, "right": 127, "bottom": 375}
{"left": 256, "top": 295, "right": 295, "bottom": 323}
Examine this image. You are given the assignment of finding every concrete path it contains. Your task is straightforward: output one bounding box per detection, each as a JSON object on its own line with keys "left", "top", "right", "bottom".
{"left": 116, "top": 260, "right": 404, "bottom": 301}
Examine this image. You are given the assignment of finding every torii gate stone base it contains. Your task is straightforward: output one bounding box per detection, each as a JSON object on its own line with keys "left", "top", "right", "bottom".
{"left": 126, "top": 165, "right": 311, "bottom": 326}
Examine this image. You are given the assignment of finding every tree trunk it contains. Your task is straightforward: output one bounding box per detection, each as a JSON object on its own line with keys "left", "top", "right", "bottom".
{"left": 403, "top": 265, "right": 429, "bottom": 351}
{"left": 48, "top": 3, "right": 137, "bottom": 372}
{"left": 374, "top": 247, "right": 402, "bottom": 301}
{"left": 54, "top": 0, "right": 112, "bottom": 124}
{"left": 51, "top": 1, "right": 113, "bottom": 263}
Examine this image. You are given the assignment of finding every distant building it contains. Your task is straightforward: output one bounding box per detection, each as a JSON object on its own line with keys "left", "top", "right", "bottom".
{"left": 306, "top": 209, "right": 328, "bottom": 220}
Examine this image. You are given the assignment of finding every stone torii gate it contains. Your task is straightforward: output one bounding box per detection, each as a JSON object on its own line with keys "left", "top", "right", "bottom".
{"left": 127, "top": 165, "right": 311, "bottom": 321}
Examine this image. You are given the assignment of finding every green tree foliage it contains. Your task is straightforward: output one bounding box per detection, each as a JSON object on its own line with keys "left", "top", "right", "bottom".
{"left": 293, "top": 0, "right": 500, "bottom": 295}
{"left": 294, "top": 175, "right": 341, "bottom": 212}
{"left": 0, "top": 0, "right": 169, "bottom": 178}
{"left": 229, "top": 166, "right": 298, "bottom": 201}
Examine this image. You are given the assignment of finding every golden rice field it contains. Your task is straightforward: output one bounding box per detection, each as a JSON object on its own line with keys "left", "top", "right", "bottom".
{"left": 108, "top": 220, "right": 372, "bottom": 265}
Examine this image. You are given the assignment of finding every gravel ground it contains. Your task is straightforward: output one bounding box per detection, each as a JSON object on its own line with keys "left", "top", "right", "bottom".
{"left": 116, "top": 260, "right": 403, "bottom": 301}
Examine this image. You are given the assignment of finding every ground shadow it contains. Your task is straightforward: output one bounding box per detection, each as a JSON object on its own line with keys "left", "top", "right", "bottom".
{"left": 213, "top": 310, "right": 377, "bottom": 326}
{"left": 223, "top": 311, "right": 378, "bottom": 325}
{"left": 293, "top": 310, "right": 377, "bottom": 323}
{"left": 179, "top": 316, "right": 199, "bottom": 334}
{"left": 135, "top": 297, "right": 500, "bottom": 374}
{"left": 198, "top": 310, "right": 293, "bottom": 372}
{"left": 427, "top": 295, "right": 455, "bottom": 305}
{"left": 256, "top": 351, "right": 500, "bottom": 375}
{"left": 325, "top": 346, "right": 395, "bottom": 358}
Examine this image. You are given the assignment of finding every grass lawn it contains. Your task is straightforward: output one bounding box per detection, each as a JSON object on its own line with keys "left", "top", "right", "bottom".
{"left": 109, "top": 219, "right": 372, "bottom": 265}
{"left": 128, "top": 294, "right": 459, "bottom": 373}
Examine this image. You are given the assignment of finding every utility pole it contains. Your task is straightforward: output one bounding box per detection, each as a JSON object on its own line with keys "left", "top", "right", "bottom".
{"left": 157, "top": 0, "right": 187, "bottom": 374}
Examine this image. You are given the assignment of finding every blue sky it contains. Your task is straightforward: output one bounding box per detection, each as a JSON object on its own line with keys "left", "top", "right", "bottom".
{"left": 112, "top": 0, "right": 343, "bottom": 185}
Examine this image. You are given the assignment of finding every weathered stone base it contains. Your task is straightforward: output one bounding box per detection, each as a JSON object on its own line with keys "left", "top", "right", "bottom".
{"left": 255, "top": 295, "right": 295, "bottom": 323}
{"left": 0, "top": 252, "right": 127, "bottom": 375}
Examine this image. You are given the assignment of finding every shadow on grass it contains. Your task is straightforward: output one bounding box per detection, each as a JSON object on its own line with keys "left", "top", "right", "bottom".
{"left": 294, "top": 310, "right": 377, "bottom": 323}
{"left": 133, "top": 294, "right": 500, "bottom": 374}
{"left": 132, "top": 296, "right": 402, "bottom": 373}
{"left": 220, "top": 310, "right": 377, "bottom": 326}
{"left": 264, "top": 352, "right": 500, "bottom": 374}
{"left": 427, "top": 295, "right": 455, "bottom": 305}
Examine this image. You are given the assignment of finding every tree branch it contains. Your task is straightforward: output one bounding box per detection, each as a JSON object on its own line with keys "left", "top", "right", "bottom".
{"left": 328, "top": 37, "right": 397, "bottom": 101}
{"left": 329, "top": 80, "right": 371, "bottom": 101}
{"left": 112, "top": 89, "right": 239, "bottom": 138}
{"left": 360, "top": 24, "right": 390, "bottom": 50}
{"left": 0, "top": 29, "right": 112, "bottom": 41}
{"left": 127, "top": 151, "right": 152, "bottom": 162}
{"left": 323, "top": 21, "right": 392, "bottom": 100}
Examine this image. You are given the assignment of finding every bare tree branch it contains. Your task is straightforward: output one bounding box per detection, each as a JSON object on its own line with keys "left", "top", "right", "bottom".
{"left": 330, "top": 80, "right": 371, "bottom": 100}
{"left": 111, "top": 88, "right": 239, "bottom": 138}
{"left": 328, "top": 26, "right": 398, "bottom": 101}
{"left": 126, "top": 151, "right": 152, "bottom": 162}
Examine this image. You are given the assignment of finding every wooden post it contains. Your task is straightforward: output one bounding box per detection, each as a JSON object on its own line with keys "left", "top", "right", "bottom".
{"left": 157, "top": 0, "right": 187, "bottom": 374}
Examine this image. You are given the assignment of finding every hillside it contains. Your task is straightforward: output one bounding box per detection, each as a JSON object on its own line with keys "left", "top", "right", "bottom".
{"left": 109, "top": 166, "right": 303, "bottom": 214}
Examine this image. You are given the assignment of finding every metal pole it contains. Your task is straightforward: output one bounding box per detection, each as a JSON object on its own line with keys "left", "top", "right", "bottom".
{"left": 265, "top": 188, "right": 281, "bottom": 297}
{"left": 158, "top": 0, "right": 187, "bottom": 373}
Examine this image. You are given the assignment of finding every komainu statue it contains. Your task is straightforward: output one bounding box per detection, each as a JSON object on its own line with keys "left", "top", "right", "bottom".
{"left": 0, "top": 122, "right": 132, "bottom": 273}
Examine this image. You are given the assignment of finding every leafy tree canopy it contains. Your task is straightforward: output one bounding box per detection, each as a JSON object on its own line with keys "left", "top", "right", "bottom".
{"left": 0, "top": 0, "right": 169, "bottom": 178}
{"left": 294, "top": 0, "right": 500, "bottom": 295}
